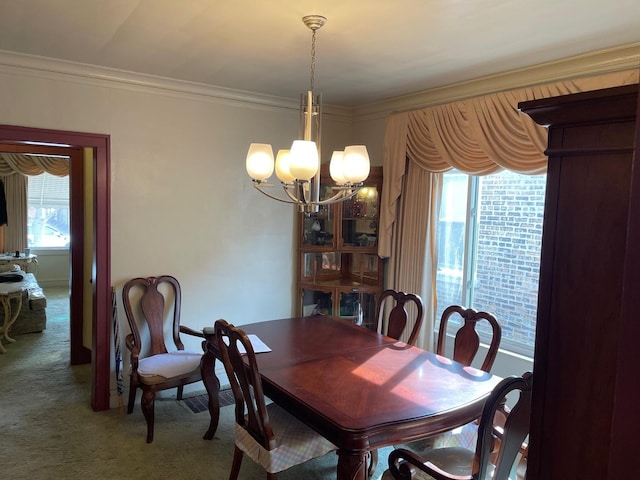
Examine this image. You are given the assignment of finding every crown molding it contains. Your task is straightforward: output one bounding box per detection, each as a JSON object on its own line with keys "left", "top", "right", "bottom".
{"left": 352, "top": 42, "right": 640, "bottom": 122}
{"left": 0, "top": 49, "right": 360, "bottom": 123}
{"left": 0, "top": 49, "right": 299, "bottom": 112}
{"left": 1, "top": 44, "right": 638, "bottom": 124}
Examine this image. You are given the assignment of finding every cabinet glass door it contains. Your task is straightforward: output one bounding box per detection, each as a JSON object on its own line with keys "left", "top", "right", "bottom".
{"left": 302, "top": 184, "right": 336, "bottom": 247}
{"left": 339, "top": 291, "right": 377, "bottom": 331}
{"left": 342, "top": 186, "right": 379, "bottom": 247}
{"left": 301, "top": 289, "right": 333, "bottom": 316}
{"left": 346, "top": 253, "right": 380, "bottom": 284}
{"left": 302, "top": 252, "right": 341, "bottom": 282}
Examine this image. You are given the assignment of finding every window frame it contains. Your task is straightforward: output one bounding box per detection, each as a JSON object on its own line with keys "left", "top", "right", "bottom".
{"left": 27, "top": 172, "right": 70, "bottom": 250}
{"left": 436, "top": 170, "right": 544, "bottom": 358}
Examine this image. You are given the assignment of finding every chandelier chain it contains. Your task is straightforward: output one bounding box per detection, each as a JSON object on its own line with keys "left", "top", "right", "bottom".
{"left": 310, "top": 28, "right": 317, "bottom": 92}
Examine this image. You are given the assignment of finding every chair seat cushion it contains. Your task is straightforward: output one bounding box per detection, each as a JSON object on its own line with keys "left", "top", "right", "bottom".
{"left": 137, "top": 351, "right": 202, "bottom": 379}
{"left": 235, "top": 402, "right": 336, "bottom": 473}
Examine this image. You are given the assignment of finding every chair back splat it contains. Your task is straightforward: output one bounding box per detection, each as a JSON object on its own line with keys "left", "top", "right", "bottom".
{"left": 375, "top": 289, "right": 424, "bottom": 346}
{"left": 437, "top": 305, "right": 502, "bottom": 372}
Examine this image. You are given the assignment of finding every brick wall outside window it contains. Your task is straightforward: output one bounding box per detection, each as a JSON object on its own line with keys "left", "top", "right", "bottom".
{"left": 436, "top": 171, "right": 545, "bottom": 355}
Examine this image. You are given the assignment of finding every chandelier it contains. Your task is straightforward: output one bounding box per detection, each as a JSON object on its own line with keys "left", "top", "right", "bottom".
{"left": 245, "top": 15, "right": 370, "bottom": 214}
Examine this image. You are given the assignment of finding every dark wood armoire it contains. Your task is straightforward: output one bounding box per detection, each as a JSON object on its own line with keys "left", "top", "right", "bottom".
{"left": 519, "top": 83, "right": 640, "bottom": 479}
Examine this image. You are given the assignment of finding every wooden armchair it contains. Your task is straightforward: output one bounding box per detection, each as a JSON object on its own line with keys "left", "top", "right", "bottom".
{"left": 122, "top": 275, "right": 206, "bottom": 443}
{"left": 215, "top": 319, "right": 336, "bottom": 479}
{"left": 385, "top": 372, "right": 532, "bottom": 480}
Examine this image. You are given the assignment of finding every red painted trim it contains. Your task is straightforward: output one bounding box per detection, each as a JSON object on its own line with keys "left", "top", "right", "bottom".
{"left": 0, "top": 124, "right": 111, "bottom": 411}
{"left": 69, "top": 148, "right": 90, "bottom": 365}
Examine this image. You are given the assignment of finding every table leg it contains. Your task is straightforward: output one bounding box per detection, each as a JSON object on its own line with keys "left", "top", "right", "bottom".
{"left": 337, "top": 449, "right": 369, "bottom": 480}
{"left": 201, "top": 340, "right": 221, "bottom": 440}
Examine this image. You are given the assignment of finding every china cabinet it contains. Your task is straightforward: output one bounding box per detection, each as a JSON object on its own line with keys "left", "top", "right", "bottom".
{"left": 296, "top": 166, "right": 383, "bottom": 331}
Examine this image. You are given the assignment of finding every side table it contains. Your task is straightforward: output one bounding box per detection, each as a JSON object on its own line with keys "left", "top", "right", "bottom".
{"left": 0, "top": 273, "right": 34, "bottom": 353}
{"left": 0, "top": 254, "right": 38, "bottom": 274}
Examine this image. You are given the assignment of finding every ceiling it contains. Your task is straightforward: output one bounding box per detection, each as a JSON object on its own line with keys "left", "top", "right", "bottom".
{"left": 0, "top": 0, "right": 638, "bottom": 107}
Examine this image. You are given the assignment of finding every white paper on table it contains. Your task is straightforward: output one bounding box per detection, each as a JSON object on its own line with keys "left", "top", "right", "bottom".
{"left": 223, "top": 334, "right": 272, "bottom": 354}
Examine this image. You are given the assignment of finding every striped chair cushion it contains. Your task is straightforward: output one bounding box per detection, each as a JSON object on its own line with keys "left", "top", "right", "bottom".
{"left": 234, "top": 402, "right": 336, "bottom": 473}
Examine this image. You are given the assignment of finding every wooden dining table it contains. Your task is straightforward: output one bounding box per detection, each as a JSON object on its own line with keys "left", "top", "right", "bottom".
{"left": 200, "top": 315, "right": 502, "bottom": 480}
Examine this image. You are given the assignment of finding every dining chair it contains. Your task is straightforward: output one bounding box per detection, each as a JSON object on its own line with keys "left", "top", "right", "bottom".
{"left": 384, "top": 371, "right": 533, "bottom": 480}
{"left": 368, "top": 289, "right": 424, "bottom": 475}
{"left": 375, "top": 289, "right": 424, "bottom": 345}
{"left": 436, "top": 305, "right": 502, "bottom": 372}
{"left": 215, "top": 319, "right": 336, "bottom": 479}
{"left": 122, "top": 275, "right": 206, "bottom": 443}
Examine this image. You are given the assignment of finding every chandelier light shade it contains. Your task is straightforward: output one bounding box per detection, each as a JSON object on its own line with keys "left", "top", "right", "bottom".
{"left": 329, "top": 151, "right": 346, "bottom": 185}
{"left": 246, "top": 14, "right": 371, "bottom": 214}
{"left": 342, "top": 146, "right": 371, "bottom": 183}
{"left": 289, "top": 140, "right": 319, "bottom": 180}
{"left": 274, "top": 149, "right": 295, "bottom": 183}
{"left": 246, "top": 143, "right": 275, "bottom": 182}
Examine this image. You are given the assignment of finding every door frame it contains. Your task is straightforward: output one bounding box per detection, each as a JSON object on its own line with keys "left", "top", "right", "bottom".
{"left": 0, "top": 124, "right": 111, "bottom": 411}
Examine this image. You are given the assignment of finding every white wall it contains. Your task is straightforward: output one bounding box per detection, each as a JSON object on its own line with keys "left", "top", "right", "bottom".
{"left": 0, "top": 53, "right": 355, "bottom": 360}
{"left": 30, "top": 249, "right": 70, "bottom": 288}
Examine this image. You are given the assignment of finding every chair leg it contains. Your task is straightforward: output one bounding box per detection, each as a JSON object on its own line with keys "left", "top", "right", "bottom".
{"left": 229, "top": 446, "right": 244, "bottom": 480}
{"left": 203, "top": 375, "right": 221, "bottom": 440}
{"left": 177, "top": 385, "right": 184, "bottom": 401}
{"left": 141, "top": 389, "right": 156, "bottom": 443}
{"left": 368, "top": 449, "right": 378, "bottom": 477}
{"left": 127, "top": 380, "right": 137, "bottom": 414}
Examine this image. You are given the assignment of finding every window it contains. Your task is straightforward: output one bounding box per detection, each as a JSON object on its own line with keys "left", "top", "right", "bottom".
{"left": 436, "top": 169, "right": 546, "bottom": 356}
{"left": 27, "top": 173, "right": 70, "bottom": 248}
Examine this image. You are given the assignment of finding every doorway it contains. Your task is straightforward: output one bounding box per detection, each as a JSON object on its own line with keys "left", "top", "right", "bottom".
{"left": 0, "top": 124, "right": 111, "bottom": 411}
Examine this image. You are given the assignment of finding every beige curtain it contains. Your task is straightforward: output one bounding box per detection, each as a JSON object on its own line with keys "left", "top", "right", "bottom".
{"left": 0, "top": 153, "right": 70, "bottom": 251}
{"left": 379, "top": 69, "right": 639, "bottom": 350}
{"left": 385, "top": 160, "right": 441, "bottom": 348}
{"left": 1, "top": 173, "right": 28, "bottom": 252}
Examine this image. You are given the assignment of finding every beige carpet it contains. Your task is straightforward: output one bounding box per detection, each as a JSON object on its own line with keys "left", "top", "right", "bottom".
{"left": 0, "top": 287, "right": 392, "bottom": 479}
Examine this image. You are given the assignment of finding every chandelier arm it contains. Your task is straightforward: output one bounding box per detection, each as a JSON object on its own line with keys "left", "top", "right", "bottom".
{"left": 252, "top": 184, "right": 299, "bottom": 205}
{"left": 314, "top": 187, "right": 362, "bottom": 206}
{"left": 253, "top": 182, "right": 363, "bottom": 208}
{"left": 281, "top": 184, "right": 306, "bottom": 204}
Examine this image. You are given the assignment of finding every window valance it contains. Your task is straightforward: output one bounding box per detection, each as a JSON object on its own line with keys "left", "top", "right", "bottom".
{"left": 0, "top": 153, "right": 69, "bottom": 177}
{"left": 379, "top": 69, "right": 639, "bottom": 258}
{"left": 0, "top": 153, "right": 69, "bottom": 252}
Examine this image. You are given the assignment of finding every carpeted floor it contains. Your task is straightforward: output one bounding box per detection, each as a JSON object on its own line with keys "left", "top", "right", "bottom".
{"left": 0, "top": 287, "right": 393, "bottom": 480}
